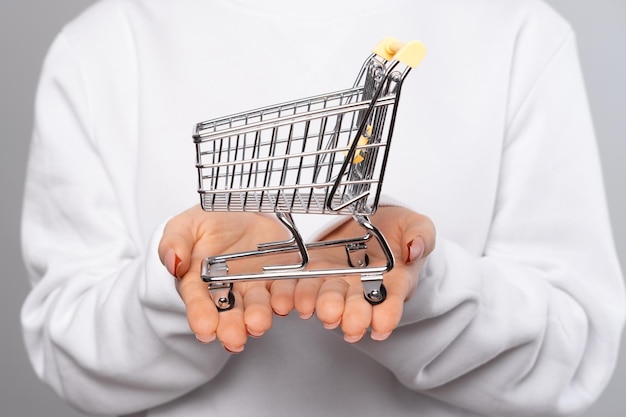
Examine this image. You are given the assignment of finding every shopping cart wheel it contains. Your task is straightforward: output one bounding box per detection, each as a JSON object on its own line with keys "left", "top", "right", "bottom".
{"left": 208, "top": 282, "right": 235, "bottom": 312}
{"left": 346, "top": 242, "right": 369, "bottom": 268}
{"left": 364, "top": 283, "right": 387, "bottom": 305}
{"left": 361, "top": 276, "right": 387, "bottom": 305}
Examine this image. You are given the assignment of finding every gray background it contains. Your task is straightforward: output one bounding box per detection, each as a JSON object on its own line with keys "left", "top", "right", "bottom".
{"left": 0, "top": 0, "right": 624, "bottom": 416}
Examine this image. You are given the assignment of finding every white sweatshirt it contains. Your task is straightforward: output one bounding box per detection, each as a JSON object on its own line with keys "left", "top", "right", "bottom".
{"left": 21, "top": 0, "right": 625, "bottom": 416}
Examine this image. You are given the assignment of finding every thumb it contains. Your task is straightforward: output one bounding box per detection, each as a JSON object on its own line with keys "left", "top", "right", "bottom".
{"left": 405, "top": 237, "right": 426, "bottom": 264}
{"left": 393, "top": 209, "right": 436, "bottom": 265}
{"left": 158, "top": 208, "right": 198, "bottom": 279}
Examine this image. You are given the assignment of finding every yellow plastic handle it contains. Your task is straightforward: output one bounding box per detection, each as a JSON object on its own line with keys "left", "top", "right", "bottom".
{"left": 372, "top": 37, "right": 427, "bottom": 68}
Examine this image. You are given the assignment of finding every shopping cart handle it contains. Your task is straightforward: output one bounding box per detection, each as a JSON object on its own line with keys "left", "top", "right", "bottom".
{"left": 373, "top": 37, "right": 427, "bottom": 69}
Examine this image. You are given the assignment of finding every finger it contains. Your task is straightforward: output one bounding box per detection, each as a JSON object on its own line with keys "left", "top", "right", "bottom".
{"left": 315, "top": 278, "right": 349, "bottom": 329}
{"left": 369, "top": 269, "right": 412, "bottom": 341}
{"left": 293, "top": 278, "right": 323, "bottom": 318}
{"left": 158, "top": 209, "right": 196, "bottom": 278}
{"left": 270, "top": 279, "right": 297, "bottom": 317}
{"left": 293, "top": 277, "right": 323, "bottom": 320}
{"left": 242, "top": 282, "right": 273, "bottom": 337}
{"left": 215, "top": 287, "right": 248, "bottom": 353}
{"left": 176, "top": 274, "right": 219, "bottom": 343}
{"left": 341, "top": 282, "right": 372, "bottom": 343}
{"left": 387, "top": 209, "right": 436, "bottom": 265}
{"left": 405, "top": 237, "right": 426, "bottom": 265}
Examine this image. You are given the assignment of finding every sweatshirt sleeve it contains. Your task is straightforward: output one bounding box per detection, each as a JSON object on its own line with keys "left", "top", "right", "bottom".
{"left": 20, "top": 32, "right": 231, "bottom": 415}
{"left": 353, "top": 29, "right": 625, "bottom": 417}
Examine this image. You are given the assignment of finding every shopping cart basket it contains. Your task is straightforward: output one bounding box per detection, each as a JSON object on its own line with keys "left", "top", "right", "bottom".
{"left": 193, "top": 37, "right": 426, "bottom": 311}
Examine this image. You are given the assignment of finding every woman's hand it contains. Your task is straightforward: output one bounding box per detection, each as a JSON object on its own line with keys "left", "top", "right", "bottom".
{"left": 158, "top": 205, "right": 434, "bottom": 351}
{"left": 158, "top": 205, "right": 298, "bottom": 353}
{"left": 290, "top": 206, "right": 436, "bottom": 343}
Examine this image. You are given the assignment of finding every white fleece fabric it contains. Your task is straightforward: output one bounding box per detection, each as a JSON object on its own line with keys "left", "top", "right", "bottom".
{"left": 21, "top": 0, "right": 625, "bottom": 416}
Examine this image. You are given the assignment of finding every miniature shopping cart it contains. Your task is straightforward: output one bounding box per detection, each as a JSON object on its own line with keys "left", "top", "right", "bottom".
{"left": 193, "top": 37, "right": 426, "bottom": 311}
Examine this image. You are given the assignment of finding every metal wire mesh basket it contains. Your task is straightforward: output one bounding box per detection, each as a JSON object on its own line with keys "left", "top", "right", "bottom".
{"left": 193, "top": 37, "right": 426, "bottom": 310}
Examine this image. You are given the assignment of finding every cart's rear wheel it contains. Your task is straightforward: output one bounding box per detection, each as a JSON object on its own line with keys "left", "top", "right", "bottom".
{"left": 364, "top": 282, "right": 386, "bottom": 305}
{"left": 209, "top": 283, "right": 235, "bottom": 312}
{"left": 215, "top": 291, "right": 235, "bottom": 312}
{"left": 346, "top": 242, "right": 369, "bottom": 268}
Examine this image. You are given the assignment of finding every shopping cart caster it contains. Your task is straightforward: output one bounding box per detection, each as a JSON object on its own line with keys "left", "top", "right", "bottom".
{"left": 361, "top": 275, "right": 387, "bottom": 305}
{"left": 347, "top": 244, "right": 386, "bottom": 304}
{"left": 208, "top": 282, "right": 235, "bottom": 312}
{"left": 204, "top": 260, "right": 235, "bottom": 311}
{"left": 346, "top": 242, "right": 369, "bottom": 268}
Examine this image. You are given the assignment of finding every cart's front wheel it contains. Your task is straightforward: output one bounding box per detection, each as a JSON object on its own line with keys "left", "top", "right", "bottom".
{"left": 363, "top": 281, "right": 387, "bottom": 305}
{"left": 209, "top": 283, "right": 235, "bottom": 312}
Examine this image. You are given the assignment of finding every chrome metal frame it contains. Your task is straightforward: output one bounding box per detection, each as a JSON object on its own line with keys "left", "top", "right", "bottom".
{"left": 193, "top": 49, "right": 414, "bottom": 310}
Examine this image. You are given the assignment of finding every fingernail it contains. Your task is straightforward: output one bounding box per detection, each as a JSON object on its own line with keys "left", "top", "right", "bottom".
{"left": 323, "top": 319, "right": 341, "bottom": 330}
{"left": 371, "top": 331, "right": 392, "bottom": 341}
{"left": 223, "top": 344, "right": 244, "bottom": 354}
{"left": 299, "top": 311, "right": 314, "bottom": 320}
{"left": 174, "top": 255, "right": 182, "bottom": 279}
{"left": 344, "top": 332, "right": 365, "bottom": 343}
{"left": 195, "top": 333, "right": 216, "bottom": 344}
{"left": 406, "top": 237, "right": 425, "bottom": 264}
{"left": 247, "top": 328, "right": 265, "bottom": 338}
{"left": 165, "top": 249, "right": 183, "bottom": 279}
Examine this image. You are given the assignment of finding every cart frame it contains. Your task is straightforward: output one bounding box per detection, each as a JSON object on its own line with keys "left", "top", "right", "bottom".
{"left": 193, "top": 38, "right": 426, "bottom": 310}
